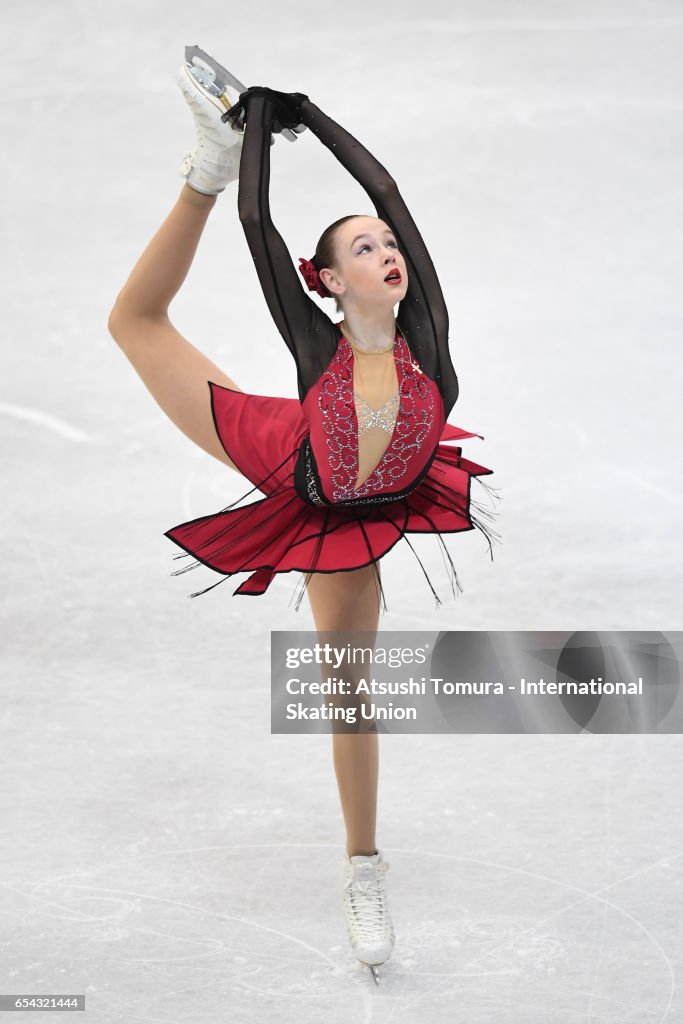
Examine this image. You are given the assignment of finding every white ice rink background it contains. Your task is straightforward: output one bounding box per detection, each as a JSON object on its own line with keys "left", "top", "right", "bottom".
{"left": 1, "top": 1, "right": 682, "bottom": 1020}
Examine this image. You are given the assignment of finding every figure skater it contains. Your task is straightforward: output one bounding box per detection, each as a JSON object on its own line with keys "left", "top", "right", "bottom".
{"left": 108, "top": 46, "right": 500, "bottom": 984}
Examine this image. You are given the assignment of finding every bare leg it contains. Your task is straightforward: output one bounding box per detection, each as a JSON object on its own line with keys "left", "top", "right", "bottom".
{"left": 108, "top": 184, "right": 244, "bottom": 469}
{"left": 305, "top": 565, "right": 382, "bottom": 858}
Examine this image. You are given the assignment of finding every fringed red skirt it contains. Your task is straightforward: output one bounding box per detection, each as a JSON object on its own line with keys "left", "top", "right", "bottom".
{"left": 164, "top": 384, "right": 501, "bottom": 610}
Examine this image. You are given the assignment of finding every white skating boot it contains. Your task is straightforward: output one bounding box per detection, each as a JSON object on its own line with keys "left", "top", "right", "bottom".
{"left": 342, "top": 849, "right": 395, "bottom": 985}
{"left": 176, "top": 46, "right": 245, "bottom": 195}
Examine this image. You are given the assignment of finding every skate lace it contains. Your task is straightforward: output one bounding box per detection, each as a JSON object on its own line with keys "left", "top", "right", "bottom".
{"left": 182, "top": 74, "right": 229, "bottom": 143}
{"left": 343, "top": 862, "right": 391, "bottom": 939}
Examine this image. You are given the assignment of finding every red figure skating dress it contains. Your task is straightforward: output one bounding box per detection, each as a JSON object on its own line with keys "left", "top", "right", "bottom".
{"left": 164, "top": 89, "right": 501, "bottom": 609}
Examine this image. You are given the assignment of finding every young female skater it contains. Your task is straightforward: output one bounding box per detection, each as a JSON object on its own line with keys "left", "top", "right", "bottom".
{"left": 108, "top": 47, "right": 500, "bottom": 983}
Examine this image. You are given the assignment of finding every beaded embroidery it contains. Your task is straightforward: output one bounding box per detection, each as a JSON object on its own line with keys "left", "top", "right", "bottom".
{"left": 304, "top": 442, "right": 326, "bottom": 506}
{"left": 354, "top": 391, "right": 400, "bottom": 436}
{"left": 316, "top": 333, "right": 436, "bottom": 503}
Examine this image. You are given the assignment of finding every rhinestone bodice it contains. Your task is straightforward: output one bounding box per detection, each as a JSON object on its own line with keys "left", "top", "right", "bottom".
{"left": 354, "top": 390, "right": 400, "bottom": 437}
{"left": 299, "top": 331, "right": 445, "bottom": 506}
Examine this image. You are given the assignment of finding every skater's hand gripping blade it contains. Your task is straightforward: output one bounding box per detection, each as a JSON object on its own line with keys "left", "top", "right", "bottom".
{"left": 184, "top": 44, "right": 300, "bottom": 142}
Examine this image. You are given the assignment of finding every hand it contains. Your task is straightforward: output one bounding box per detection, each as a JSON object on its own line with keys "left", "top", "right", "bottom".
{"left": 269, "top": 89, "right": 309, "bottom": 134}
{"left": 221, "top": 86, "right": 309, "bottom": 135}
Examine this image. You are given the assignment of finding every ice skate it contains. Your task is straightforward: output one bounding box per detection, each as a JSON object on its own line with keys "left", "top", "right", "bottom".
{"left": 176, "top": 45, "right": 248, "bottom": 195}
{"left": 342, "top": 849, "right": 395, "bottom": 984}
{"left": 184, "top": 45, "right": 304, "bottom": 143}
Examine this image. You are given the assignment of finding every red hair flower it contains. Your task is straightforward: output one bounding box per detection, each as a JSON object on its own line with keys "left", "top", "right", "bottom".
{"left": 298, "top": 257, "right": 329, "bottom": 298}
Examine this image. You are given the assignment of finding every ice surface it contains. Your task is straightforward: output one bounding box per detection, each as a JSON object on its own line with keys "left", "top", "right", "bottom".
{"left": 1, "top": 0, "right": 682, "bottom": 1019}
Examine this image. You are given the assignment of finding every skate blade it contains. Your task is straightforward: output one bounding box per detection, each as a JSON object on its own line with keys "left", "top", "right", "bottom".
{"left": 179, "top": 63, "right": 236, "bottom": 119}
{"left": 184, "top": 58, "right": 232, "bottom": 112}
{"left": 368, "top": 965, "right": 380, "bottom": 985}
{"left": 184, "top": 45, "right": 299, "bottom": 143}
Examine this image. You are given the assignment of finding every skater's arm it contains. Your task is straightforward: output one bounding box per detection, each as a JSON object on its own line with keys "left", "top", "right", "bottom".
{"left": 298, "top": 97, "right": 459, "bottom": 416}
{"left": 236, "top": 93, "right": 339, "bottom": 402}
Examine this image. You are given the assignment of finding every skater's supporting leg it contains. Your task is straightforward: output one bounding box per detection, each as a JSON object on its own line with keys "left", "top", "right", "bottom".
{"left": 108, "top": 185, "right": 243, "bottom": 470}
{"left": 305, "top": 564, "right": 382, "bottom": 858}
{"left": 335, "top": 732, "right": 379, "bottom": 859}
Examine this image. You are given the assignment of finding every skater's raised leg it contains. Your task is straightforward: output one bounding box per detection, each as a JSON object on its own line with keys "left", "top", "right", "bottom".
{"left": 108, "top": 51, "right": 247, "bottom": 469}
{"left": 108, "top": 186, "right": 243, "bottom": 470}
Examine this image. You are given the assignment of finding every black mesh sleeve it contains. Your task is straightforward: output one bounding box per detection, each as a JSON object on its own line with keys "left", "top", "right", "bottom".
{"left": 235, "top": 93, "right": 339, "bottom": 403}
{"left": 298, "top": 97, "right": 459, "bottom": 418}
{"left": 236, "top": 91, "right": 459, "bottom": 416}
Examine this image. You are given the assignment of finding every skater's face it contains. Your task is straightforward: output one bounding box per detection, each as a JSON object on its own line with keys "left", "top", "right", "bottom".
{"left": 320, "top": 217, "right": 408, "bottom": 311}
